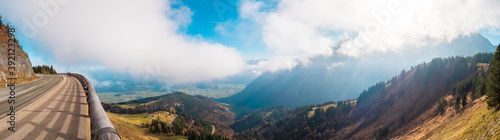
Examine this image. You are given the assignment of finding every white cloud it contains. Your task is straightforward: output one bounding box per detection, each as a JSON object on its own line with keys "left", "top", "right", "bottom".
{"left": 99, "top": 80, "right": 113, "bottom": 87}
{"left": 252, "top": 57, "right": 300, "bottom": 73}
{"left": 240, "top": 0, "right": 500, "bottom": 70}
{"left": 326, "top": 62, "right": 344, "bottom": 72}
{"left": 0, "top": 0, "right": 246, "bottom": 83}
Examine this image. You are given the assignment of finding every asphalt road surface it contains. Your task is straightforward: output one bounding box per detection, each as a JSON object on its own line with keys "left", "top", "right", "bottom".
{"left": 0, "top": 75, "right": 90, "bottom": 140}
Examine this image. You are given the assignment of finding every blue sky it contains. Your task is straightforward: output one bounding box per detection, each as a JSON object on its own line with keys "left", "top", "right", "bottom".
{"left": 20, "top": 0, "right": 499, "bottom": 66}
{"left": 2, "top": 0, "right": 500, "bottom": 83}
{"left": 20, "top": 0, "right": 271, "bottom": 62}
{"left": 172, "top": 0, "right": 271, "bottom": 60}
{"left": 480, "top": 30, "right": 500, "bottom": 46}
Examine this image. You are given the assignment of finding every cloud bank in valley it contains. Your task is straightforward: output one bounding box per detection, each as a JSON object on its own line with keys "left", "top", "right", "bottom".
{"left": 0, "top": 0, "right": 246, "bottom": 83}
{"left": 237, "top": 0, "right": 500, "bottom": 72}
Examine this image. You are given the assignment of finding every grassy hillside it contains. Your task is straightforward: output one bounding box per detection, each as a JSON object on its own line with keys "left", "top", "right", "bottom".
{"left": 106, "top": 111, "right": 186, "bottom": 140}
{"left": 391, "top": 95, "right": 500, "bottom": 140}
{"left": 425, "top": 96, "right": 500, "bottom": 139}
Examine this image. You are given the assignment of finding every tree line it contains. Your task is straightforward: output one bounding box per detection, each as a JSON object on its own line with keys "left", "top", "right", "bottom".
{"left": 487, "top": 44, "right": 500, "bottom": 109}
{"left": 145, "top": 115, "right": 230, "bottom": 140}
{"left": 32, "top": 65, "right": 57, "bottom": 74}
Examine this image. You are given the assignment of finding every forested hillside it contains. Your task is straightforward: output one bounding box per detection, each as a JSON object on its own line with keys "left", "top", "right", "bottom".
{"left": 102, "top": 92, "right": 235, "bottom": 138}
{"left": 233, "top": 52, "right": 497, "bottom": 139}
{"left": 32, "top": 65, "right": 57, "bottom": 74}
{"left": 220, "top": 34, "right": 496, "bottom": 110}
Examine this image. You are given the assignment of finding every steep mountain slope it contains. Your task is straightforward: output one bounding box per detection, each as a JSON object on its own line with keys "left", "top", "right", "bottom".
{"left": 0, "top": 18, "right": 37, "bottom": 88}
{"left": 393, "top": 96, "right": 500, "bottom": 140}
{"left": 220, "top": 34, "right": 496, "bottom": 109}
{"left": 337, "top": 55, "right": 491, "bottom": 139}
{"left": 233, "top": 53, "right": 498, "bottom": 139}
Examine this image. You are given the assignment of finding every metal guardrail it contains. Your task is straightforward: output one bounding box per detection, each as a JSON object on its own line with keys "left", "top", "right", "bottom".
{"left": 70, "top": 73, "right": 121, "bottom": 140}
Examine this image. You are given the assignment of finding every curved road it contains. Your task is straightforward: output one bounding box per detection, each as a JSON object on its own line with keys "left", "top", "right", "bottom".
{"left": 0, "top": 75, "right": 90, "bottom": 140}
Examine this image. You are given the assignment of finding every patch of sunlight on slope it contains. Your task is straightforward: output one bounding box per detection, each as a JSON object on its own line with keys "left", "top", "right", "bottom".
{"left": 307, "top": 100, "right": 357, "bottom": 118}
{"left": 308, "top": 104, "right": 337, "bottom": 118}
{"left": 420, "top": 96, "right": 500, "bottom": 140}
{"left": 106, "top": 111, "right": 185, "bottom": 140}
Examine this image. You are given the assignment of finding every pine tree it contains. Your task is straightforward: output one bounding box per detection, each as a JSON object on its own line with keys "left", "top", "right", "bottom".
{"left": 487, "top": 44, "right": 500, "bottom": 109}
{"left": 50, "top": 65, "right": 54, "bottom": 74}
{"left": 40, "top": 67, "right": 46, "bottom": 74}
{"left": 462, "top": 95, "right": 467, "bottom": 107}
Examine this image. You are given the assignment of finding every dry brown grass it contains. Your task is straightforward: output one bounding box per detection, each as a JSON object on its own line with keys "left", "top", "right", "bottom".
{"left": 0, "top": 71, "right": 39, "bottom": 88}
{"left": 308, "top": 104, "right": 337, "bottom": 118}
{"left": 106, "top": 111, "right": 185, "bottom": 140}
{"left": 392, "top": 95, "right": 500, "bottom": 140}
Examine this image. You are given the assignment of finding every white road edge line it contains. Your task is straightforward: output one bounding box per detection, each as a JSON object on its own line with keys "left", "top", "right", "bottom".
{"left": 0, "top": 75, "right": 65, "bottom": 122}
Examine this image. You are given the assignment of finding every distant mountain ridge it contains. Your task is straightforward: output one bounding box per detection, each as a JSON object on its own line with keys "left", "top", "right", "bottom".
{"left": 233, "top": 52, "right": 498, "bottom": 139}
{"left": 220, "top": 33, "right": 496, "bottom": 109}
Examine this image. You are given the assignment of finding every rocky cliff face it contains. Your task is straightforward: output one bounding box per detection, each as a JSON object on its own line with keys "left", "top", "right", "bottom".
{"left": 0, "top": 18, "right": 37, "bottom": 87}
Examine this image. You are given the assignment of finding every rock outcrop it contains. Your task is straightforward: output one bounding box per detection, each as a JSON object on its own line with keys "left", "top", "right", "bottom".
{"left": 0, "top": 18, "right": 37, "bottom": 88}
